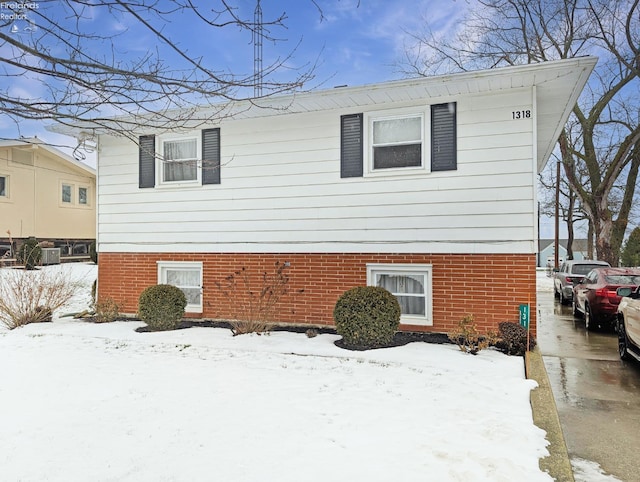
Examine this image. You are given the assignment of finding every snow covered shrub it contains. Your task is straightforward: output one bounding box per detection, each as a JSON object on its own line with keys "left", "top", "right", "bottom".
{"left": 17, "top": 237, "right": 41, "bottom": 270}
{"left": 333, "top": 286, "right": 401, "bottom": 349}
{"left": 448, "top": 314, "right": 497, "bottom": 355}
{"left": 495, "top": 321, "right": 536, "bottom": 356}
{"left": 0, "top": 267, "right": 81, "bottom": 329}
{"left": 138, "top": 284, "right": 186, "bottom": 331}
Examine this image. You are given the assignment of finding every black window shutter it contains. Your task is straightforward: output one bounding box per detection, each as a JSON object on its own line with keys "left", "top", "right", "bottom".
{"left": 202, "top": 128, "right": 221, "bottom": 185}
{"left": 431, "top": 103, "right": 457, "bottom": 172}
{"left": 340, "top": 113, "right": 363, "bottom": 178}
{"left": 139, "top": 135, "right": 155, "bottom": 188}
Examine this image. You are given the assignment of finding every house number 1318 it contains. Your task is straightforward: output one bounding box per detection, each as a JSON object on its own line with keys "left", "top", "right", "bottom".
{"left": 512, "top": 110, "right": 531, "bottom": 119}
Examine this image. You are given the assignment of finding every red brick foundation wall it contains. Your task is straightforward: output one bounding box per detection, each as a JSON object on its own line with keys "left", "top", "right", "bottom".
{"left": 97, "top": 252, "right": 537, "bottom": 336}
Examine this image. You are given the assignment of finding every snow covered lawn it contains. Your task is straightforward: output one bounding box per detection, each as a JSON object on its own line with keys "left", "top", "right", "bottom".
{"left": 0, "top": 264, "right": 552, "bottom": 481}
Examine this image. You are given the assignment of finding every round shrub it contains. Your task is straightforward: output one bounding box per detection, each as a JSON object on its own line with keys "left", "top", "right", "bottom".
{"left": 18, "top": 237, "right": 41, "bottom": 270}
{"left": 333, "top": 286, "right": 401, "bottom": 349}
{"left": 138, "top": 284, "right": 187, "bottom": 331}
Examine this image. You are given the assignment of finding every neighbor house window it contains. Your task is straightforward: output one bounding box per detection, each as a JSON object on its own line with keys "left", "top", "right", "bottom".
{"left": 78, "top": 187, "right": 88, "bottom": 205}
{"left": 367, "top": 264, "right": 433, "bottom": 325}
{"left": 157, "top": 261, "right": 203, "bottom": 312}
{"left": 162, "top": 138, "right": 198, "bottom": 183}
{"left": 0, "top": 175, "right": 7, "bottom": 197}
{"left": 61, "top": 183, "right": 72, "bottom": 203}
{"left": 371, "top": 114, "right": 423, "bottom": 170}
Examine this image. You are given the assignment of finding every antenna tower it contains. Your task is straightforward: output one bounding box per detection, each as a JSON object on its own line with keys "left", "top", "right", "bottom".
{"left": 253, "top": 0, "right": 263, "bottom": 97}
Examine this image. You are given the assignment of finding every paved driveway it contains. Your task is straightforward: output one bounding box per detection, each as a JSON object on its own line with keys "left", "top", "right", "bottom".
{"left": 537, "top": 288, "right": 640, "bottom": 481}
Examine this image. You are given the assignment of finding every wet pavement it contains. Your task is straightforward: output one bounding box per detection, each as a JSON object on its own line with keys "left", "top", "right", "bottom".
{"left": 537, "top": 290, "right": 640, "bottom": 481}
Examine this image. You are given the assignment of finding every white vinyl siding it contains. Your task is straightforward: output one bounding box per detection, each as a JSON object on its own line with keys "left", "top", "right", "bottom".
{"left": 157, "top": 261, "right": 203, "bottom": 312}
{"left": 96, "top": 87, "right": 537, "bottom": 254}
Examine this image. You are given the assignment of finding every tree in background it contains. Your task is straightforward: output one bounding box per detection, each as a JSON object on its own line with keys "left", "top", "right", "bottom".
{"left": 621, "top": 227, "right": 640, "bottom": 267}
{"left": 0, "top": 1, "right": 318, "bottom": 147}
{"left": 401, "top": 0, "right": 640, "bottom": 265}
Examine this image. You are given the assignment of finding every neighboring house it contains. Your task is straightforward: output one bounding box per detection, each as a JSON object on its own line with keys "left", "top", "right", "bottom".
{"left": 52, "top": 57, "right": 596, "bottom": 336}
{"left": 538, "top": 239, "right": 590, "bottom": 268}
{"left": 0, "top": 138, "right": 96, "bottom": 260}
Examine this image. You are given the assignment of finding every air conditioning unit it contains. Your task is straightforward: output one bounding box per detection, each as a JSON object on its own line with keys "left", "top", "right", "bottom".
{"left": 41, "top": 248, "right": 61, "bottom": 265}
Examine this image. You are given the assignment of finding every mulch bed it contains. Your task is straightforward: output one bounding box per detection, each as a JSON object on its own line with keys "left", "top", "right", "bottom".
{"left": 132, "top": 318, "right": 453, "bottom": 350}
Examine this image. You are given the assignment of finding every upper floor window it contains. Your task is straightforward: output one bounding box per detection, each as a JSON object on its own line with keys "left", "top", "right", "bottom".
{"left": 79, "top": 187, "right": 88, "bottom": 205}
{"left": 341, "top": 103, "right": 456, "bottom": 179}
{"left": 371, "top": 114, "right": 423, "bottom": 170}
{"left": 161, "top": 138, "right": 199, "bottom": 183}
{"left": 61, "top": 183, "right": 72, "bottom": 203}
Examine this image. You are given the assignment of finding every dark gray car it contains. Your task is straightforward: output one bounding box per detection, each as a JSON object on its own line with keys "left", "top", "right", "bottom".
{"left": 553, "top": 259, "right": 610, "bottom": 305}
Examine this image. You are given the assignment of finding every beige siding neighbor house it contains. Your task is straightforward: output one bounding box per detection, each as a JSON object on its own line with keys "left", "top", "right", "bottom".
{"left": 0, "top": 139, "right": 96, "bottom": 260}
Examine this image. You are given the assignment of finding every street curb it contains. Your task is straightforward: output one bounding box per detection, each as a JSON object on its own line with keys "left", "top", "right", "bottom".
{"left": 526, "top": 347, "right": 575, "bottom": 482}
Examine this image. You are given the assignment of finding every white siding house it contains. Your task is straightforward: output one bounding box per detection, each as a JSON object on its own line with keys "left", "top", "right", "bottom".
{"left": 52, "top": 57, "right": 596, "bottom": 334}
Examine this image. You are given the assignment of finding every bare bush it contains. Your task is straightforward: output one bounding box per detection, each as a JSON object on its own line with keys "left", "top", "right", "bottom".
{"left": 94, "top": 297, "right": 120, "bottom": 324}
{"left": 215, "top": 261, "right": 290, "bottom": 335}
{"left": 0, "top": 268, "right": 82, "bottom": 329}
{"left": 448, "top": 314, "right": 497, "bottom": 355}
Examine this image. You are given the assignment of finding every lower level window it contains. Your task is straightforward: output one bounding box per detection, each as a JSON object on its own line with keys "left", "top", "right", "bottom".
{"left": 367, "top": 263, "right": 432, "bottom": 325}
{"left": 157, "top": 261, "right": 203, "bottom": 312}
{"left": 0, "top": 175, "right": 6, "bottom": 197}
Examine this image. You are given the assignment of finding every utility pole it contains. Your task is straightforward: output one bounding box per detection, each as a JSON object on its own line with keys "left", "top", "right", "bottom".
{"left": 554, "top": 160, "right": 560, "bottom": 269}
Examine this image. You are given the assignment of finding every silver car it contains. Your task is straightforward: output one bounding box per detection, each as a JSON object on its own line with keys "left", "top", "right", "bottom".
{"left": 553, "top": 259, "right": 610, "bottom": 305}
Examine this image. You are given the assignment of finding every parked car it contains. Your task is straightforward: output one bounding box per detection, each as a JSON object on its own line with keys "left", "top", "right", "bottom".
{"left": 616, "top": 285, "right": 640, "bottom": 362}
{"left": 554, "top": 259, "right": 610, "bottom": 305}
{"left": 572, "top": 267, "right": 640, "bottom": 331}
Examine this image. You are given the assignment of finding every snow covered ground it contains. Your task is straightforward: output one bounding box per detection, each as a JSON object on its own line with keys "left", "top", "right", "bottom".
{"left": 0, "top": 264, "right": 619, "bottom": 481}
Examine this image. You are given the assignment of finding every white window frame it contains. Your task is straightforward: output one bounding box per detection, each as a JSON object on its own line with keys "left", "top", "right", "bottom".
{"left": 0, "top": 174, "right": 8, "bottom": 199}
{"left": 158, "top": 135, "right": 200, "bottom": 186}
{"left": 364, "top": 109, "right": 428, "bottom": 177}
{"left": 366, "top": 263, "right": 433, "bottom": 326}
{"left": 157, "top": 261, "right": 203, "bottom": 313}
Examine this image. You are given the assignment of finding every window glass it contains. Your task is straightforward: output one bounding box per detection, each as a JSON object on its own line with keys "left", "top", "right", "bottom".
{"left": 79, "top": 187, "right": 88, "bottom": 205}
{"left": 159, "top": 263, "right": 202, "bottom": 309}
{"left": 62, "top": 184, "right": 72, "bottom": 203}
{"left": 376, "top": 273, "right": 426, "bottom": 316}
{"left": 163, "top": 138, "right": 197, "bottom": 182}
{"left": 0, "top": 176, "right": 6, "bottom": 196}
{"left": 372, "top": 116, "right": 422, "bottom": 170}
{"left": 605, "top": 275, "right": 640, "bottom": 285}
{"left": 574, "top": 264, "right": 605, "bottom": 275}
